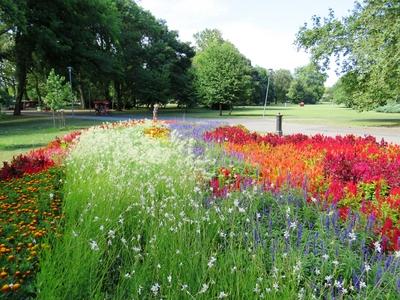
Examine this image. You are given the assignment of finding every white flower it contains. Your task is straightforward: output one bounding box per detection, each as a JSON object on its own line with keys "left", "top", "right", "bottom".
{"left": 315, "top": 268, "right": 321, "bottom": 275}
{"left": 108, "top": 230, "right": 115, "bottom": 239}
{"left": 218, "top": 291, "right": 228, "bottom": 299}
{"left": 322, "top": 254, "right": 329, "bottom": 260}
{"left": 334, "top": 280, "right": 342, "bottom": 288}
{"left": 273, "top": 282, "right": 279, "bottom": 290}
{"left": 194, "top": 186, "right": 201, "bottom": 193}
{"left": 150, "top": 283, "right": 160, "bottom": 295}
{"left": 365, "top": 263, "right": 371, "bottom": 272}
{"left": 265, "top": 288, "right": 271, "bottom": 293}
{"left": 99, "top": 225, "right": 104, "bottom": 231}
{"left": 167, "top": 274, "right": 172, "bottom": 283}
{"left": 360, "top": 281, "right": 366, "bottom": 289}
{"left": 89, "top": 240, "right": 99, "bottom": 251}
{"left": 231, "top": 266, "right": 237, "bottom": 273}
{"left": 181, "top": 284, "right": 188, "bottom": 291}
{"left": 49, "top": 193, "right": 54, "bottom": 199}
{"left": 284, "top": 231, "right": 290, "bottom": 239}
{"left": 332, "top": 260, "right": 339, "bottom": 266}
{"left": 124, "top": 272, "right": 131, "bottom": 278}
{"left": 374, "top": 241, "right": 382, "bottom": 253}
{"left": 325, "top": 275, "right": 332, "bottom": 282}
{"left": 348, "top": 231, "right": 356, "bottom": 242}
{"left": 341, "top": 287, "right": 348, "bottom": 294}
{"left": 395, "top": 250, "right": 400, "bottom": 258}
{"left": 290, "top": 221, "right": 297, "bottom": 230}
{"left": 199, "top": 283, "right": 209, "bottom": 294}
{"left": 208, "top": 256, "right": 217, "bottom": 268}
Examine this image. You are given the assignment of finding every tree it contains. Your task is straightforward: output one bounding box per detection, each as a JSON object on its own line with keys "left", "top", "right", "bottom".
{"left": 274, "top": 69, "right": 293, "bottom": 103}
{"left": 250, "top": 66, "right": 276, "bottom": 105}
{"left": 193, "top": 28, "right": 224, "bottom": 51}
{"left": 287, "top": 64, "right": 326, "bottom": 104}
{"left": 296, "top": 1, "right": 400, "bottom": 110}
{"left": 192, "top": 40, "right": 254, "bottom": 116}
{"left": 44, "top": 69, "right": 73, "bottom": 127}
{"left": 1, "top": 0, "right": 119, "bottom": 115}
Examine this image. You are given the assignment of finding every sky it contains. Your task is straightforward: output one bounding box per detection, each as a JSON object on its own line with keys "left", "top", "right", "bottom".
{"left": 139, "top": 0, "right": 355, "bottom": 86}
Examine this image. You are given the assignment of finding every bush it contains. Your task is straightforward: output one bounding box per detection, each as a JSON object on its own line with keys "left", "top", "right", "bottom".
{"left": 375, "top": 103, "right": 400, "bottom": 113}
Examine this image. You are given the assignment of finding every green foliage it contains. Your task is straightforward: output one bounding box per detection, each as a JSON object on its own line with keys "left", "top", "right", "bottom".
{"left": 250, "top": 66, "right": 275, "bottom": 105}
{"left": 192, "top": 39, "right": 254, "bottom": 112}
{"left": 193, "top": 28, "right": 224, "bottom": 51}
{"left": 296, "top": 1, "right": 400, "bottom": 110}
{"left": 273, "top": 69, "right": 293, "bottom": 103}
{"left": 375, "top": 103, "right": 400, "bottom": 113}
{"left": 287, "top": 64, "right": 326, "bottom": 104}
{"left": 44, "top": 69, "right": 73, "bottom": 111}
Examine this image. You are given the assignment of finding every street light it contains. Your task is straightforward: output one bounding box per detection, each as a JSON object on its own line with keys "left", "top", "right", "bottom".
{"left": 262, "top": 68, "right": 273, "bottom": 117}
{"left": 67, "top": 66, "right": 73, "bottom": 116}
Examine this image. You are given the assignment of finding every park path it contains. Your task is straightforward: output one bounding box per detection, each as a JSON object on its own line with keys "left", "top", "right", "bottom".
{"left": 21, "top": 111, "right": 400, "bottom": 144}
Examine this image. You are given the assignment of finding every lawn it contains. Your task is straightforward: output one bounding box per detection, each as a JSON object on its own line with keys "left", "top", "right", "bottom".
{"left": 150, "top": 103, "right": 400, "bottom": 127}
{"left": 0, "top": 115, "right": 103, "bottom": 163}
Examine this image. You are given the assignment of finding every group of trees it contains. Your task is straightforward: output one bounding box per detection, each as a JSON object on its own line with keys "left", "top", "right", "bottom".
{"left": 0, "top": 1, "right": 329, "bottom": 116}
{"left": 296, "top": 0, "right": 400, "bottom": 110}
{"left": 191, "top": 29, "right": 327, "bottom": 114}
{"left": 0, "top": 0, "right": 194, "bottom": 115}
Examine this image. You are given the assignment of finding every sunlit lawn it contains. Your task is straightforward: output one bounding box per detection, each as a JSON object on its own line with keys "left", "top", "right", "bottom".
{"left": 148, "top": 103, "right": 400, "bottom": 127}
{"left": 0, "top": 115, "right": 102, "bottom": 162}
{"left": 108, "top": 103, "right": 400, "bottom": 127}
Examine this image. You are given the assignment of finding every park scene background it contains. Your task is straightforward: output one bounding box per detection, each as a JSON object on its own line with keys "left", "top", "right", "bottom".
{"left": 1, "top": 0, "right": 400, "bottom": 299}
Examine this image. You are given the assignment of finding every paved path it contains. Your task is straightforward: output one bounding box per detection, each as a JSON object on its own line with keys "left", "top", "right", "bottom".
{"left": 20, "top": 111, "right": 400, "bottom": 144}
{"left": 224, "top": 118, "right": 400, "bottom": 144}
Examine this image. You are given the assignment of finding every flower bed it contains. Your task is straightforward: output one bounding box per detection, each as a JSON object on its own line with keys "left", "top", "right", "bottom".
{"left": 2, "top": 121, "right": 400, "bottom": 298}
{"left": 0, "top": 168, "right": 63, "bottom": 297}
{"left": 205, "top": 126, "right": 400, "bottom": 250}
{"left": 0, "top": 131, "right": 81, "bottom": 181}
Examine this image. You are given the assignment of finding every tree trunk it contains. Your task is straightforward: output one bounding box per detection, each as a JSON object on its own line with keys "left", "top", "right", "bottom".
{"left": 219, "top": 102, "right": 222, "bottom": 116}
{"left": 14, "top": 31, "right": 31, "bottom": 116}
{"left": 78, "top": 83, "right": 85, "bottom": 109}
{"left": 229, "top": 103, "right": 233, "bottom": 115}
{"left": 33, "top": 72, "right": 42, "bottom": 106}
{"left": 77, "top": 73, "right": 85, "bottom": 109}
{"left": 114, "top": 81, "right": 123, "bottom": 111}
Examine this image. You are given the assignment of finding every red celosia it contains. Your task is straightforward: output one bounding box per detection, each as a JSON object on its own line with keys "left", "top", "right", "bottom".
{"left": 0, "top": 131, "right": 81, "bottom": 181}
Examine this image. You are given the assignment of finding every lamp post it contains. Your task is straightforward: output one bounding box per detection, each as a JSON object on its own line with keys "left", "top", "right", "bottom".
{"left": 67, "top": 66, "right": 73, "bottom": 116}
{"left": 262, "top": 69, "right": 273, "bottom": 117}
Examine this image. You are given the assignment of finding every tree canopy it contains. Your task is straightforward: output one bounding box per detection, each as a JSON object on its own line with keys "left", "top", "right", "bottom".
{"left": 296, "top": 0, "right": 400, "bottom": 110}
{"left": 287, "top": 64, "right": 327, "bottom": 104}
{"left": 0, "top": 0, "right": 195, "bottom": 115}
{"left": 192, "top": 32, "right": 254, "bottom": 115}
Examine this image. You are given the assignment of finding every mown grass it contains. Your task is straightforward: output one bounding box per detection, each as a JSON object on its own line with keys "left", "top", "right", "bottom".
{"left": 0, "top": 115, "right": 102, "bottom": 163}
{"left": 148, "top": 103, "right": 400, "bottom": 127}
